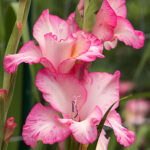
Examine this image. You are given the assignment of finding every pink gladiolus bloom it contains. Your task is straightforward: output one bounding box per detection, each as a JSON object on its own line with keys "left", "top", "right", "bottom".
{"left": 4, "top": 9, "right": 103, "bottom": 74}
{"left": 103, "top": 0, "right": 145, "bottom": 50}
{"left": 22, "top": 68, "right": 135, "bottom": 148}
{"left": 120, "top": 81, "right": 134, "bottom": 96}
{"left": 71, "top": 0, "right": 144, "bottom": 50}
{"left": 68, "top": 0, "right": 117, "bottom": 42}
{"left": 125, "top": 99, "right": 150, "bottom": 125}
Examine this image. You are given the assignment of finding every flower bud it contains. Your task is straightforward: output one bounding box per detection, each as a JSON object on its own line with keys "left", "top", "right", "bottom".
{"left": 4, "top": 117, "right": 17, "bottom": 143}
{"left": 0, "top": 89, "right": 7, "bottom": 100}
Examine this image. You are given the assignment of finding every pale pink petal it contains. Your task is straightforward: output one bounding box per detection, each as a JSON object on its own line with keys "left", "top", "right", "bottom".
{"left": 92, "top": 0, "right": 117, "bottom": 42}
{"left": 67, "top": 12, "right": 80, "bottom": 33}
{"left": 58, "top": 58, "right": 76, "bottom": 74}
{"left": 33, "top": 9, "right": 70, "bottom": 49}
{"left": 4, "top": 41, "right": 42, "bottom": 73}
{"left": 104, "top": 38, "right": 118, "bottom": 50}
{"left": 106, "top": 110, "right": 135, "bottom": 147}
{"left": 114, "top": 17, "right": 145, "bottom": 49}
{"left": 58, "top": 31, "right": 104, "bottom": 73}
{"left": 96, "top": 130, "right": 110, "bottom": 150}
{"left": 57, "top": 106, "right": 102, "bottom": 144}
{"left": 107, "top": 0, "right": 127, "bottom": 18}
{"left": 43, "top": 33, "right": 76, "bottom": 71}
{"left": 80, "top": 71, "right": 120, "bottom": 120}
{"left": 22, "top": 103, "right": 71, "bottom": 148}
{"left": 75, "top": 32, "right": 104, "bottom": 61}
{"left": 36, "top": 68, "right": 87, "bottom": 117}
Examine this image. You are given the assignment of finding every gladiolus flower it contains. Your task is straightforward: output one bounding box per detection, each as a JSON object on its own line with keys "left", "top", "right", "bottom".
{"left": 104, "top": 0, "right": 145, "bottom": 50}
{"left": 4, "top": 10, "right": 103, "bottom": 74}
{"left": 70, "top": 0, "right": 144, "bottom": 50}
{"left": 22, "top": 68, "right": 135, "bottom": 148}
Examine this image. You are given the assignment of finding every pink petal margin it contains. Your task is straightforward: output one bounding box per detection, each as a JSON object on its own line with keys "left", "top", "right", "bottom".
{"left": 22, "top": 103, "right": 71, "bottom": 148}
{"left": 4, "top": 41, "right": 42, "bottom": 73}
{"left": 92, "top": 0, "right": 117, "bottom": 42}
{"left": 107, "top": 0, "right": 127, "bottom": 18}
{"left": 33, "top": 9, "right": 70, "bottom": 49}
{"left": 57, "top": 106, "right": 102, "bottom": 144}
{"left": 106, "top": 110, "right": 135, "bottom": 147}
{"left": 114, "top": 17, "right": 145, "bottom": 49}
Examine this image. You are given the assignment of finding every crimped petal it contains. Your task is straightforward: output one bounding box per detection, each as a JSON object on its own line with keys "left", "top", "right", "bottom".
{"left": 36, "top": 68, "right": 87, "bottom": 117}
{"left": 114, "top": 17, "right": 145, "bottom": 49}
{"left": 57, "top": 106, "right": 102, "bottom": 144}
{"left": 33, "top": 9, "right": 70, "bottom": 49}
{"left": 107, "top": 0, "right": 127, "bottom": 18}
{"left": 106, "top": 110, "right": 135, "bottom": 147}
{"left": 4, "top": 41, "right": 42, "bottom": 73}
{"left": 75, "top": 32, "right": 104, "bottom": 61}
{"left": 92, "top": 0, "right": 117, "bottom": 41}
{"left": 43, "top": 33, "right": 76, "bottom": 71}
{"left": 96, "top": 130, "right": 110, "bottom": 150}
{"left": 80, "top": 71, "right": 120, "bottom": 120}
{"left": 58, "top": 31, "right": 104, "bottom": 73}
{"left": 22, "top": 103, "right": 71, "bottom": 148}
{"left": 104, "top": 38, "right": 118, "bottom": 50}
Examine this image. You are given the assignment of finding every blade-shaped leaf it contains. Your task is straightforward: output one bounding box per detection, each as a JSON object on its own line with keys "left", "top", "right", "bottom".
{"left": 87, "top": 102, "right": 116, "bottom": 150}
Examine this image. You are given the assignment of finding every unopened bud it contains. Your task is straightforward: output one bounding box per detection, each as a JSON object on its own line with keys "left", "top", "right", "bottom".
{"left": 4, "top": 117, "right": 17, "bottom": 143}
{"left": 0, "top": 88, "right": 7, "bottom": 100}
{"left": 17, "top": 22, "right": 23, "bottom": 30}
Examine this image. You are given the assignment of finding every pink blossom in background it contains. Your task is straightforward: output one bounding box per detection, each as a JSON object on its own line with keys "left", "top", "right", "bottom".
{"left": 125, "top": 99, "right": 150, "bottom": 125}
{"left": 71, "top": 0, "right": 145, "bottom": 50}
{"left": 22, "top": 68, "right": 135, "bottom": 148}
{"left": 4, "top": 9, "right": 104, "bottom": 74}
{"left": 4, "top": 117, "right": 17, "bottom": 143}
{"left": 120, "top": 81, "right": 134, "bottom": 96}
{"left": 104, "top": 0, "right": 145, "bottom": 50}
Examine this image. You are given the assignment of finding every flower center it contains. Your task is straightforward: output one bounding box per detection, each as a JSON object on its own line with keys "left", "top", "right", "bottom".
{"left": 71, "top": 96, "right": 80, "bottom": 121}
{"left": 71, "top": 44, "right": 78, "bottom": 58}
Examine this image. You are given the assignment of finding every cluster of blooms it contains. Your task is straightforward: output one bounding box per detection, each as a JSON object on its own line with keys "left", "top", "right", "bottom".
{"left": 3, "top": 0, "right": 144, "bottom": 149}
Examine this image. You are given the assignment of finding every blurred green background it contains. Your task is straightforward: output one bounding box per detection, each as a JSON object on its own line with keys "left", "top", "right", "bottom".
{"left": 0, "top": 0, "right": 150, "bottom": 150}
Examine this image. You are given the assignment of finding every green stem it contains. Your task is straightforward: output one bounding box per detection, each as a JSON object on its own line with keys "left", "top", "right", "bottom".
{"left": 134, "top": 43, "right": 150, "bottom": 81}
{"left": 120, "top": 92, "right": 150, "bottom": 102}
{"left": 0, "top": 0, "right": 31, "bottom": 149}
{"left": 69, "top": 137, "right": 79, "bottom": 150}
{"left": 22, "top": 23, "right": 40, "bottom": 102}
{"left": 1, "top": 141, "right": 8, "bottom": 150}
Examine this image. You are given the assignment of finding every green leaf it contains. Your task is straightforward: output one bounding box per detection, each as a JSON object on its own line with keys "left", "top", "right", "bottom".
{"left": 120, "top": 92, "right": 150, "bottom": 102}
{"left": 87, "top": 102, "right": 116, "bottom": 150}
{"left": 134, "top": 42, "right": 150, "bottom": 81}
